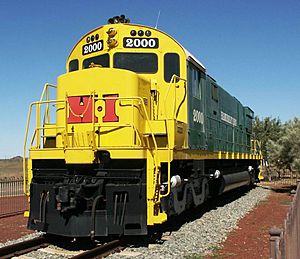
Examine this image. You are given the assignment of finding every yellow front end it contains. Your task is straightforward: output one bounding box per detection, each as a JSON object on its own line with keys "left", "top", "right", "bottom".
{"left": 56, "top": 68, "right": 150, "bottom": 161}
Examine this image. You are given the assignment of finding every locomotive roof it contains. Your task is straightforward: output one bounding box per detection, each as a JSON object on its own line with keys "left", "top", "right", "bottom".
{"left": 183, "top": 47, "right": 206, "bottom": 72}
{"left": 128, "top": 23, "right": 207, "bottom": 72}
{"left": 126, "top": 23, "right": 207, "bottom": 71}
{"left": 68, "top": 22, "right": 206, "bottom": 72}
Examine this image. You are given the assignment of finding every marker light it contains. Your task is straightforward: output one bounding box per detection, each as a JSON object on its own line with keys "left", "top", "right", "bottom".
{"left": 145, "top": 30, "right": 151, "bottom": 37}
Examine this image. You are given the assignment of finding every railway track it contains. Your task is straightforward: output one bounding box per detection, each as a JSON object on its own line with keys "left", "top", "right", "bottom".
{"left": 0, "top": 236, "right": 49, "bottom": 259}
{"left": 0, "top": 210, "right": 27, "bottom": 219}
{"left": 0, "top": 235, "right": 126, "bottom": 259}
{"left": 0, "top": 187, "right": 259, "bottom": 258}
{"left": 72, "top": 239, "right": 125, "bottom": 259}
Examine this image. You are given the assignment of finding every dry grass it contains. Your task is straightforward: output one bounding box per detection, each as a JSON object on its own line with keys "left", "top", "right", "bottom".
{"left": 0, "top": 156, "right": 23, "bottom": 179}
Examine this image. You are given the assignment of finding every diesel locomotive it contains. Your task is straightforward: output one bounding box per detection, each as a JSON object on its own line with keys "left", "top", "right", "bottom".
{"left": 24, "top": 15, "right": 262, "bottom": 237}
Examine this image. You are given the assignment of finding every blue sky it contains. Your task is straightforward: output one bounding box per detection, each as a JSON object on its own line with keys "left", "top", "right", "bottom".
{"left": 0, "top": 0, "right": 299, "bottom": 158}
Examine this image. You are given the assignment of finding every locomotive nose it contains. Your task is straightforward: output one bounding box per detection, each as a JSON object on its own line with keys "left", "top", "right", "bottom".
{"left": 55, "top": 68, "right": 151, "bottom": 157}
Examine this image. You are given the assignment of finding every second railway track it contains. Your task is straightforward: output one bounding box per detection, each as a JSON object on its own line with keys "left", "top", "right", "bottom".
{"left": 72, "top": 239, "right": 125, "bottom": 259}
{"left": 0, "top": 235, "right": 126, "bottom": 259}
{"left": 0, "top": 236, "right": 49, "bottom": 259}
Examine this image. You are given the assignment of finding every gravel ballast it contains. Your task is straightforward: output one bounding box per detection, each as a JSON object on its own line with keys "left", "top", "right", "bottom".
{"left": 0, "top": 186, "right": 270, "bottom": 258}
{"left": 0, "top": 232, "right": 43, "bottom": 249}
{"left": 108, "top": 186, "right": 270, "bottom": 258}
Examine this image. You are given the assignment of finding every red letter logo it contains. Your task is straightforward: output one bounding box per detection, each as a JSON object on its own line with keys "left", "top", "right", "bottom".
{"left": 67, "top": 96, "right": 98, "bottom": 123}
{"left": 67, "top": 94, "right": 119, "bottom": 124}
{"left": 102, "top": 94, "right": 119, "bottom": 122}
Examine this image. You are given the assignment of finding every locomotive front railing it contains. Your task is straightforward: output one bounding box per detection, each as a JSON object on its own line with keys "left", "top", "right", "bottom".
{"left": 25, "top": 97, "right": 161, "bottom": 150}
{"left": 24, "top": 98, "right": 65, "bottom": 194}
{"left": 23, "top": 84, "right": 58, "bottom": 194}
{"left": 24, "top": 89, "right": 169, "bottom": 217}
{"left": 90, "top": 96, "right": 150, "bottom": 149}
{"left": 23, "top": 94, "right": 162, "bottom": 155}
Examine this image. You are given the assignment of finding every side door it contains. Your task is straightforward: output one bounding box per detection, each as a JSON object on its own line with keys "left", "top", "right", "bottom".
{"left": 187, "top": 62, "right": 206, "bottom": 149}
{"left": 205, "top": 77, "right": 220, "bottom": 151}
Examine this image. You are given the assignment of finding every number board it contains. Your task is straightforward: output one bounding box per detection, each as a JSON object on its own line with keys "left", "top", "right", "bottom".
{"left": 123, "top": 38, "right": 159, "bottom": 48}
{"left": 82, "top": 40, "right": 104, "bottom": 55}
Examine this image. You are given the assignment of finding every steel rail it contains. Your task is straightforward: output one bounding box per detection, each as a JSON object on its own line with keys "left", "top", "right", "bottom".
{"left": 0, "top": 209, "right": 26, "bottom": 219}
{"left": 71, "top": 239, "right": 125, "bottom": 259}
{"left": 0, "top": 236, "right": 49, "bottom": 259}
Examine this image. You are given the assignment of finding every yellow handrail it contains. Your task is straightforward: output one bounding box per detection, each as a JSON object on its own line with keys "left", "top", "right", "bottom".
{"left": 24, "top": 94, "right": 160, "bottom": 197}
{"left": 40, "top": 84, "right": 56, "bottom": 124}
{"left": 161, "top": 75, "right": 186, "bottom": 198}
{"left": 24, "top": 83, "right": 57, "bottom": 195}
{"left": 164, "top": 75, "right": 186, "bottom": 119}
{"left": 23, "top": 99, "right": 63, "bottom": 195}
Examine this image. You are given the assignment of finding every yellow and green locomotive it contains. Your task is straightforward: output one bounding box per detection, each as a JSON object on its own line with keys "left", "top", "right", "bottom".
{"left": 24, "top": 15, "right": 262, "bottom": 237}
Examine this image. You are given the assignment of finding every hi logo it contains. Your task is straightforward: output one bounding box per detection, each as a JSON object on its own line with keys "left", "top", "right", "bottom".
{"left": 67, "top": 94, "right": 119, "bottom": 124}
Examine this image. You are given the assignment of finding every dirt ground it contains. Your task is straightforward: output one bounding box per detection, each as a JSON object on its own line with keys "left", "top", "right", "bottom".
{"left": 206, "top": 184, "right": 293, "bottom": 259}
{"left": 0, "top": 196, "right": 28, "bottom": 217}
{"left": 0, "top": 196, "right": 31, "bottom": 243}
{"left": 0, "top": 214, "right": 33, "bottom": 243}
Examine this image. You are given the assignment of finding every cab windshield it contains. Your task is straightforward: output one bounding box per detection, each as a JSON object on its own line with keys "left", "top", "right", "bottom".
{"left": 83, "top": 54, "right": 109, "bottom": 69}
{"left": 113, "top": 53, "right": 158, "bottom": 73}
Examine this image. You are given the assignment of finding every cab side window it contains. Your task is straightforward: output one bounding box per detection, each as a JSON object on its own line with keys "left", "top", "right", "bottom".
{"left": 188, "top": 63, "right": 201, "bottom": 99}
{"left": 69, "top": 59, "right": 79, "bottom": 72}
{"left": 164, "top": 53, "right": 180, "bottom": 82}
{"left": 212, "top": 83, "right": 219, "bottom": 102}
{"left": 193, "top": 69, "right": 200, "bottom": 98}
